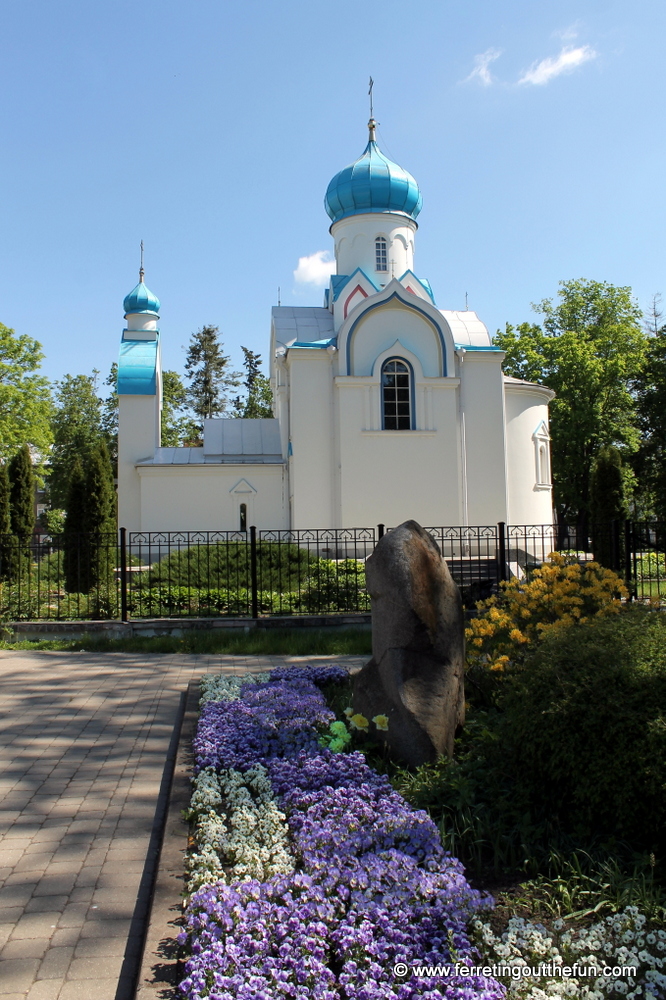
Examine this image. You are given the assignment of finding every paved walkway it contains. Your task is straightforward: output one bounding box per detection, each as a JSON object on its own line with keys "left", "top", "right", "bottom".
{"left": 0, "top": 651, "right": 365, "bottom": 1000}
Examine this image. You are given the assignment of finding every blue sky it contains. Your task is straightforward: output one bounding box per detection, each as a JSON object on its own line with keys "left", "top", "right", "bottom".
{"left": 1, "top": 0, "right": 664, "bottom": 388}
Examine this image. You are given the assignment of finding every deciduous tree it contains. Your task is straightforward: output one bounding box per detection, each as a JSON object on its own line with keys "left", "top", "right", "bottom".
{"left": 0, "top": 322, "right": 52, "bottom": 463}
{"left": 50, "top": 373, "right": 104, "bottom": 508}
{"left": 634, "top": 326, "right": 666, "bottom": 521}
{"left": 495, "top": 279, "right": 646, "bottom": 527}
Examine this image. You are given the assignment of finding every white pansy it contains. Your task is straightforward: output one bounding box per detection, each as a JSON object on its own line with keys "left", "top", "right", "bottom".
{"left": 474, "top": 907, "right": 662, "bottom": 1000}
{"left": 185, "top": 761, "right": 295, "bottom": 895}
{"left": 199, "top": 671, "right": 271, "bottom": 705}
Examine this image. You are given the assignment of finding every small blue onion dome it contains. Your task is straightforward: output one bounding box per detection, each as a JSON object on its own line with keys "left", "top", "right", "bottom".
{"left": 123, "top": 271, "right": 160, "bottom": 316}
{"left": 325, "top": 120, "right": 422, "bottom": 225}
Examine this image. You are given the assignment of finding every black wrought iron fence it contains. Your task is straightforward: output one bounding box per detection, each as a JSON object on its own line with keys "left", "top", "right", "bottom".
{"left": 0, "top": 532, "right": 120, "bottom": 621}
{"left": 0, "top": 521, "right": 664, "bottom": 622}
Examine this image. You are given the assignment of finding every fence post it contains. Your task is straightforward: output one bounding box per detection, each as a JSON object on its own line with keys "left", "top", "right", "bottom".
{"left": 119, "top": 527, "right": 128, "bottom": 623}
{"left": 624, "top": 520, "right": 635, "bottom": 601}
{"left": 611, "top": 519, "right": 621, "bottom": 573}
{"left": 250, "top": 526, "right": 258, "bottom": 619}
{"left": 497, "top": 521, "right": 507, "bottom": 582}
{"left": 377, "top": 524, "right": 385, "bottom": 540}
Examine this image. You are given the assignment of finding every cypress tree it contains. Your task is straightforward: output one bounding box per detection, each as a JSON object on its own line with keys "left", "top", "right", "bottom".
{"left": 63, "top": 457, "right": 88, "bottom": 592}
{"left": 7, "top": 445, "right": 35, "bottom": 579}
{"left": 0, "top": 463, "right": 10, "bottom": 581}
{"left": 8, "top": 445, "right": 35, "bottom": 538}
{"left": 0, "top": 464, "right": 10, "bottom": 534}
{"left": 590, "top": 445, "right": 627, "bottom": 569}
{"left": 85, "top": 440, "right": 116, "bottom": 535}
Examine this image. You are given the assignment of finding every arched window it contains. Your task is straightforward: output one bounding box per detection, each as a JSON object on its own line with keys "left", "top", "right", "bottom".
{"left": 382, "top": 359, "right": 412, "bottom": 430}
{"left": 239, "top": 503, "right": 247, "bottom": 532}
{"left": 375, "top": 237, "right": 388, "bottom": 272}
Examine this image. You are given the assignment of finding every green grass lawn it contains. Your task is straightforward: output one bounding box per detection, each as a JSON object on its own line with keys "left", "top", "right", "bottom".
{"left": 0, "top": 627, "right": 372, "bottom": 656}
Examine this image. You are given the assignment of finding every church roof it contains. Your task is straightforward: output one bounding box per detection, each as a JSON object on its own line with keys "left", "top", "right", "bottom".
{"left": 272, "top": 307, "right": 335, "bottom": 348}
{"left": 140, "top": 418, "right": 284, "bottom": 465}
{"left": 325, "top": 127, "right": 422, "bottom": 225}
{"left": 439, "top": 310, "right": 495, "bottom": 349}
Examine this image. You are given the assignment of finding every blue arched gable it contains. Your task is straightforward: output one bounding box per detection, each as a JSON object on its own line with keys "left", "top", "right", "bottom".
{"left": 344, "top": 290, "right": 449, "bottom": 376}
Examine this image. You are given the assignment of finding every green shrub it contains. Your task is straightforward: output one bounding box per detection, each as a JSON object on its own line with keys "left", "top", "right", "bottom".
{"left": 498, "top": 606, "right": 666, "bottom": 853}
{"left": 141, "top": 541, "right": 319, "bottom": 591}
{"left": 296, "top": 559, "right": 369, "bottom": 614}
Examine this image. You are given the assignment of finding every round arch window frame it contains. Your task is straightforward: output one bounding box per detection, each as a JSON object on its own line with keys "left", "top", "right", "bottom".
{"left": 381, "top": 356, "right": 415, "bottom": 431}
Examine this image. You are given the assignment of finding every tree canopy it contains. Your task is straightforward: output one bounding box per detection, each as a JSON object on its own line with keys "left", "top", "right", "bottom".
{"left": 495, "top": 279, "right": 647, "bottom": 526}
{"left": 49, "top": 373, "right": 104, "bottom": 508}
{"left": 635, "top": 326, "right": 666, "bottom": 520}
{"left": 0, "top": 322, "right": 52, "bottom": 463}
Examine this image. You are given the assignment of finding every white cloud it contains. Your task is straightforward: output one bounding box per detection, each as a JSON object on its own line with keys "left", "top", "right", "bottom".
{"left": 518, "top": 44, "right": 597, "bottom": 86}
{"left": 293, "top": 250, "right": 336, "bottom": 287}
{"left": 464, "top": 48, "right": 502, "bottom": 86}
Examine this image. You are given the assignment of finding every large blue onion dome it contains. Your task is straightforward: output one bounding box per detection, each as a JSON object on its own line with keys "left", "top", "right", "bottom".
{"left": 123, "top": 270, "right": 160, "bottom": 316}
{"left": 325, "top": 119, "right": 422, "bottom": 225}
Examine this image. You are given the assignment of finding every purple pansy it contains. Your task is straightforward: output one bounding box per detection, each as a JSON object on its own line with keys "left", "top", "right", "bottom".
{"left": 180, "top": 664, "right": 503, "bottom": 1000}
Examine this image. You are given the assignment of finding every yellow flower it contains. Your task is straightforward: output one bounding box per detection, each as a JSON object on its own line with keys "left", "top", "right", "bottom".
{"left": 372, "top": 714, "right": 389, "bottom": 731}
{"left": 349, "top": 713, "right": 369, "bottom": 731}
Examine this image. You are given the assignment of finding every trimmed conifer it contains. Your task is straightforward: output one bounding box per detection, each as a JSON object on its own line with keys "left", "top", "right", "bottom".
{"left": 7, "top": 445, "right": 35, "bottom": 579}
{"left": 8, "top": 445, "right": 35, "bottom": 538}
{"left": 0, "top": 464, "right": 10, "bottom": 535}
{"left": 0, "top": 463, "right": 10, "bottom": 581}
{"left": 63, "top": 457, "right": 88, "bottom": 592}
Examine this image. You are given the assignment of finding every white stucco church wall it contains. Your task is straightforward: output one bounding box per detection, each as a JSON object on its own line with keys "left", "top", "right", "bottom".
{"left": 117, "top": 117, "right": 554, "bottom": 533}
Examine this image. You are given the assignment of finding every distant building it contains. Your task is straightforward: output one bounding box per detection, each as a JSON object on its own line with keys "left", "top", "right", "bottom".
{"left": 117, "top": 119, "right": 554, "bottom": 532}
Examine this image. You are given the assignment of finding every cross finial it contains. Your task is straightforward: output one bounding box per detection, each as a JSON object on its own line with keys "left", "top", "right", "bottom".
{"left": 139, "top": 240, "right": 145, "bottom": 283}
{"left": 368, "top": 77, "right": 377, "bottom": 141}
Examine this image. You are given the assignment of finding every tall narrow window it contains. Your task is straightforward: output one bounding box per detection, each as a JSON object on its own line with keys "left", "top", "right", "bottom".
{"left": 239, "top": 503, "right": 247, "bottom": 532}
{"left": 382, "top": 359, "right": 412, "bottom": 430}
{"left": 375, "top": 237, "right": 388, "bottom": 272}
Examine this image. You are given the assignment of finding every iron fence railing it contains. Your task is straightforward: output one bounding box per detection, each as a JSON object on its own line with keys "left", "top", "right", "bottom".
{"left": 0, "top": 521, "right": 664, "bottom": 621}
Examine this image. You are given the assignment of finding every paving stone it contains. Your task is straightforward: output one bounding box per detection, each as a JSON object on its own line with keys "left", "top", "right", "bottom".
{"left": 25, "top": 895, "right": 69, "bottom": 913}
{"left": 73, "top": 935, "right": 127, "bottom": 957}
{"left": 50, "top": 927, "right": 80, "bottom": 948}
{"left": 1, "top": 936, "right": 50, "bottom": 959}
{"left": 79, "top": 917, "right": 131, "bottom": 939}
{"left": 26, "top": 980, "right": 66, "bottom": 1000}
{"left": 9, "top": 909, "right": 62, "bottom": 939}
{"left": 67, "top": 954, "right": 124, "bottom": 980}
{"left": 57, "top": 903, "right": 89, "bottom": 928}
{"left": 0, "top": 957, "right": 42, "bottom": 991}
{"left": 37, "top": 944, "right": 75, "bottom": 979}
{"left": 58, "top": 978, "right": 120, "bottom": 1000}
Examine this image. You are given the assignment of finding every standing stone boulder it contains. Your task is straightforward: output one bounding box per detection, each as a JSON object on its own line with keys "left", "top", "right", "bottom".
{"left": 352, "top": 520, "right": 465, "bottom": 766}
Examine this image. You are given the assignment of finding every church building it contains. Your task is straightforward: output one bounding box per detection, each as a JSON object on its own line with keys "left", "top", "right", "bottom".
{"left": 117, "top": 118, "right": 554, "bottom": 532}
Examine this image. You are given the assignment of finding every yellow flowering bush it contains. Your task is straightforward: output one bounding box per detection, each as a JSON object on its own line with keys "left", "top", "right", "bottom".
{"left": 466, "top": 553, "right": 628, "bottom": 674}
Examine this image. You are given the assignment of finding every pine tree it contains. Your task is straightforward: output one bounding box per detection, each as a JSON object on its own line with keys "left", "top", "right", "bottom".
{"left": 590, "top": 445, "right": 627, "bottom": 569}
{"left": 185, "top": 326, "right": 240, "bottom": 429}
{"left": 232, "top": 347, "right": 273, "bottom": 418}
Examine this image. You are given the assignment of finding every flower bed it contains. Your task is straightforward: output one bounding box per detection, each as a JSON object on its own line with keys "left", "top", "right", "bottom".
{"left": 179, "top": 666, "right": 502, "bottom": 1000}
